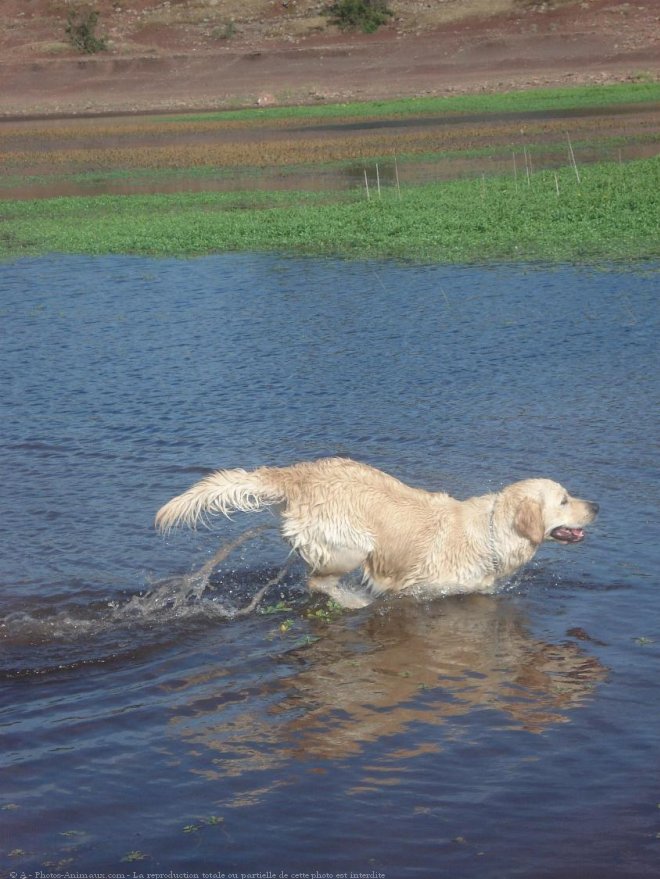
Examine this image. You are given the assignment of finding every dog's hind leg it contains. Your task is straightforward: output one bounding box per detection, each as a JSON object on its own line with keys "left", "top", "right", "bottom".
{"left": 308, "top": 574, "right": 372, "bottom": 609}
{"left": 305, "top": 544, "right": 372, "bottom": 608}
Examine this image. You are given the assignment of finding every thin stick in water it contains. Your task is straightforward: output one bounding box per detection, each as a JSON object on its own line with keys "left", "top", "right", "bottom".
{"left": 394, "top": 154, "right": 401, "bottom": 199}
{"left": 512, "top": 152, "right": 518, "bottom": 190}
{"left": 566, "top": 132, "right": 581, "bottom": 183}
{"left": 523, "top": 145, "right": 531, "bottom": 186}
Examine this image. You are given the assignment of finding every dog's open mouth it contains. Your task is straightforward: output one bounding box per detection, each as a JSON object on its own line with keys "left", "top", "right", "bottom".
{"left": 550, "top": 526, "right": 585, "bottom": 544}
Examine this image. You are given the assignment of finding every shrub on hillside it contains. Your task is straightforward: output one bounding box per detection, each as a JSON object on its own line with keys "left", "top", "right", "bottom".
{"left": 65, "top": 7, "right": 107, "bottom": 54}
{"left": 326, "top": 0, "right": 393, "bottom": 34}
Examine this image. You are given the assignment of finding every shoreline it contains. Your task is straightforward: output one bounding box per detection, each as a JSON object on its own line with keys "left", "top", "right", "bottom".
{"left": 2, "top": 57, "right": 656, "bottom": 122}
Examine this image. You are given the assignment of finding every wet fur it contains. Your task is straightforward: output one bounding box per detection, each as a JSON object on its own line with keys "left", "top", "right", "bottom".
{"left": 156, "top": 457, "right": 598, "bottom": 608}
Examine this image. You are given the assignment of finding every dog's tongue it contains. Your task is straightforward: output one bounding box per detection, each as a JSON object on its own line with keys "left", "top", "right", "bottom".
{"left": 551, "top": 526, "right": 585, "bottom": 543}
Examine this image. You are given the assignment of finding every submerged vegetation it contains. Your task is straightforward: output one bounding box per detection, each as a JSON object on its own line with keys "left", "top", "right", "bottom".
{"left": 1, "top": 83, "right": 659, "bottom": 263}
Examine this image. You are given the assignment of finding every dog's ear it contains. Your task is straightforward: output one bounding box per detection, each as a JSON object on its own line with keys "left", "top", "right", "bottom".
{"left": 514, "top": 498, "right": 545, "bottom": 545}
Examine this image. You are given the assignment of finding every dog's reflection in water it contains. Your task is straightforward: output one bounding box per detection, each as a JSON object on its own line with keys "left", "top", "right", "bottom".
{"left": 276, "top": 594, "right": 606, "bottom": 752}
{"left": 167, "top": 588, "right": 606, "bottom": 787}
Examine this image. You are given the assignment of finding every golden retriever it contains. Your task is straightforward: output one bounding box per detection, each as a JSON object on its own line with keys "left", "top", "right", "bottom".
{"left": 155, "top": 457, "right": 598, "bottom": 607}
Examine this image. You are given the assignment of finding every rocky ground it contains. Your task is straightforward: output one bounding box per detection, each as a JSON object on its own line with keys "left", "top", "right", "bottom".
{"left": 1, "top": 0, "right": 659, "bottom": 116}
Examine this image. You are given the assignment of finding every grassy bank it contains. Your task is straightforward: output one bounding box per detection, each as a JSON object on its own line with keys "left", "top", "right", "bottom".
{"left": 2, "top": 157, "right": 659, "bottom": 263}
{"left": 3, "top": 83, "right": 659, "bottom": 263}
{"left": 163, "top": 81, "right": 660, "bottom": 125}
{"left": 2, "top": 82, "right": 659, "bottom": 198}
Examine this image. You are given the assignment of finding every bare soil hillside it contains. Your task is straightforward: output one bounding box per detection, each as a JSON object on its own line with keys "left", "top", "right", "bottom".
{"left": 1, "top": 1, "right": 658, "bottom": 116}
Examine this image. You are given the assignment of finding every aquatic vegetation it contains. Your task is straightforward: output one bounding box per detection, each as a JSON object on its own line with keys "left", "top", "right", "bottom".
{"left": 306, "top": 599, "right": 346, "bottom": 622}
{"left": 1, "top": 82, "right": 657, "bottom": 208}
{"left": 2, "top": 157, "right": 658, "bottom": 263}
{"left": 122, "top": 850, "right": 148, "bottom": 861}
{"left": 1, "top": 83, "right": 658, "bottom": 263}
{"left": 2, "top": 112, "right": 656, "bottom": 174}
{"left": 261, "top": 599, "right": 295, "bottom": 615}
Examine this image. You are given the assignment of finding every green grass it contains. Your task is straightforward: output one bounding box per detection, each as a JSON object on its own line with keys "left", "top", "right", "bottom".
{"left": 2, "top": 157, "right": 659, "bottom": 263}
{"left": 2, "top": 82, "right": 658, "bottom": 265}
{"left": 159, "top": 81, "right": 660, "bottom": 125}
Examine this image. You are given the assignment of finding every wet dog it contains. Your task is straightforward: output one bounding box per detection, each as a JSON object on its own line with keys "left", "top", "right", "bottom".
{"left": 156, "top": 457, "right": 598, "bottom": 607}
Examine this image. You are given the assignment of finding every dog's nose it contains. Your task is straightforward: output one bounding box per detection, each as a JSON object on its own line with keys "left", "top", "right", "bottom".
{"left": 589, "top": 501, "right": 599, "bottom": 517}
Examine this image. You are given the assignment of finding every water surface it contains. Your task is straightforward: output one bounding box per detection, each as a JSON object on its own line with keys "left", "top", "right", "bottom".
{"left": 0, "top": 255, "right": 658, "bottom": 876}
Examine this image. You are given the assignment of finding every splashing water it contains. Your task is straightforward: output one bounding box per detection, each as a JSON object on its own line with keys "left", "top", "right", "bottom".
{"left": 0, "top": 526, "right": 294, "bottom": 677}
{"left": 111, "top": 525, "right": 285, "bottom": 622}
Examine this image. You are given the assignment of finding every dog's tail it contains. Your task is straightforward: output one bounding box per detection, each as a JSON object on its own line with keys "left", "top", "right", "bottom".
{"left": 155, "top": 467, "right": 284, "bottom": 532}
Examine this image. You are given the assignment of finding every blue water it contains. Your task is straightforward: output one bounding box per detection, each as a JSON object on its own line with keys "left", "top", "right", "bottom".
{"left": 0, "top": 254, "right": 658, "bottom": 877}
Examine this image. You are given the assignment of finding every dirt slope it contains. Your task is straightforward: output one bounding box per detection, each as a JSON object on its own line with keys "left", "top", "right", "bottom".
{"left": 1, "top": 1, "right": 658, "bottom": 116}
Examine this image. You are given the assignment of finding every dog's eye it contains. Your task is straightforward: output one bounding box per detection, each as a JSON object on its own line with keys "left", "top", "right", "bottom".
{"left": 560, "top": 496, "right": 569, "bottom": 505}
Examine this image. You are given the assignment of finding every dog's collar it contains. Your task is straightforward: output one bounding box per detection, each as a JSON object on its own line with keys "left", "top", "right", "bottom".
{"left": 488, "top": 496, "right": 501, "bottom": 574}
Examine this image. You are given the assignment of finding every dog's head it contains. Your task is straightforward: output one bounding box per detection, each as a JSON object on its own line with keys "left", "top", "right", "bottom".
{"left": 505, "top": 479, "right": 599, "bottom": 546}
